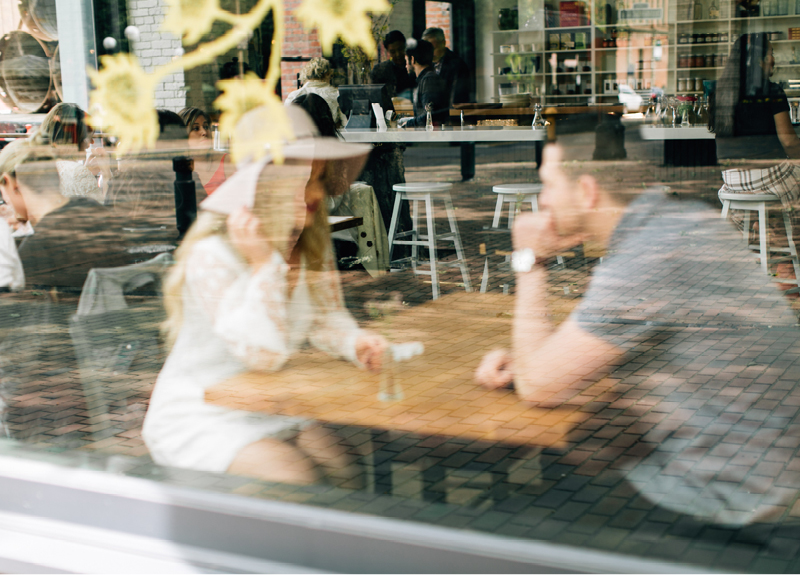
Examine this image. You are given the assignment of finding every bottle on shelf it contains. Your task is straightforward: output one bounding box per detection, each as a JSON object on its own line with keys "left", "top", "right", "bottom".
{"left": 709, "top": 0, "right": 720, "bottom": 18}
{"left": 692, "top": 0, "right": 704, "bottom": 19}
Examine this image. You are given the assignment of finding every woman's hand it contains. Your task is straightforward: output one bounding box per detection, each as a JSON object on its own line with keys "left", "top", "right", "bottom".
{"left": 355, "top": 332, "right": 389, "bottom": 373}
{"left": 475, "top": 348, "right": 514, "bottom": 389}
{"left": 227, "top": 207, "right": 273, "bottom": 267}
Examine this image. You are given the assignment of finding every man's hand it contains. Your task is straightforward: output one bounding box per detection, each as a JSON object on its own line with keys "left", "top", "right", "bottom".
{"left": 355, "top": 332, "right": 389, "bottom": 373}
{"left": 512, "top": 211, "right": 588, "bottom": 261}
{"left": 475, "top": 348, "right": 514, "bottom": 389}
{"left": 227, "top": 207, "right": 273, "bottom": 267}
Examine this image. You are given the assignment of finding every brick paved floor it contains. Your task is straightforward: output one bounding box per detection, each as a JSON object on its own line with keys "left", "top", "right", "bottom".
{"left": 1, "top": 133, "right": 800, "bottom": 572}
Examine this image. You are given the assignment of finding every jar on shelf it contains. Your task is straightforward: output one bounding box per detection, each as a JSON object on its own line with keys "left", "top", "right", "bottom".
{"left": 678, "top": 78, "right": 688, "bottom": 91}
{"left": 695, "top": 77, "right": 704, "bottom": 91}
{"left": 694, "top": 54, "right": 705, "bottom": 67}
{"left": 711, "top": 32, "right": 719, "bottom": 42}
{"left": 679, "top": 54, "right": 689, "bottom": 67}
{"left": 679, "top": 33, "right": 689, "bottom": 43}
{"left": 778, "top": 0, "right": 789, "bottom": 15}
{"left": 720, "top": 32, "right": 728, "bottom": 43}
{"left": 704, "top": 54, "right": 714, "bottom": 67}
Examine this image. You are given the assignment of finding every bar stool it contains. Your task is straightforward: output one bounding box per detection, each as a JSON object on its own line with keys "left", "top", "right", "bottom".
{"left": 719, "top": 191, "right": 800, "bottom": 285}
{"left": 387, "top": 183, "right": 472, "bottom": 300}
{"left": 490, "top": 183, "right": 543, "bottom": 229}
{"left": 481, "top": 183, "right": 561, "bottom": 293}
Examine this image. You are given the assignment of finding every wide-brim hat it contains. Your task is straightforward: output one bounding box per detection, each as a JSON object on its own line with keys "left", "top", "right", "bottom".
{"left": 201, "top": 106, "right": 371, "bottom": 215}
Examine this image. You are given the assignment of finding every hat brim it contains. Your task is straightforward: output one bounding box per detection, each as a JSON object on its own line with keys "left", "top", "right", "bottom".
{"left": 200, "top": 156, "right": 313, "bottom": 215}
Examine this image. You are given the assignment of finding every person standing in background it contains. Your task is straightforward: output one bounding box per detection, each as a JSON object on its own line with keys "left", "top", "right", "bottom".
{"left": 398, "top": 40, "right": 449, "bottom": 128}
{"left": 370, "top": 30, "right": 414, "bottom": 99}
{"left": 422, "top": 27, "right": 471, "bottom": 105}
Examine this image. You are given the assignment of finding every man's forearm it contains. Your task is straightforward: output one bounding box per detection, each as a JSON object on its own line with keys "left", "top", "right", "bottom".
{"left": 512, "top": 267, "right": 555, "bottom": 397}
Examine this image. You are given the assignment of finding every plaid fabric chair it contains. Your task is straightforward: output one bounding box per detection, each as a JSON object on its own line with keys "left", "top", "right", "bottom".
{"left": 718, "top": 162, "right": 800, "bottom": 207}
{"left": 718, "top": 162, "right": 800, "bottom": 279}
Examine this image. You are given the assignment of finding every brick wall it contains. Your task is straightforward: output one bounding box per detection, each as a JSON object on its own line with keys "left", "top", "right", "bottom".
{"left": 280, "top": 0, "right": 323, "bottom": 98}
{"left": 425, "top": 1, "right": 452, "bottom": 48}
{"left": 126, "top": 0, "right": 186, "bottom": 110}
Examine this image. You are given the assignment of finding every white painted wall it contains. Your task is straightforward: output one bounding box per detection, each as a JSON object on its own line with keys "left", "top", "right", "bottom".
{"left": 126, "top": 0, "right": 186, "bottom": 110}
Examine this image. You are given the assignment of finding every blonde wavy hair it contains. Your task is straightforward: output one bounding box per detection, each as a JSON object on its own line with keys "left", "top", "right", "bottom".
{"left": 300, "top": 57, "right": 333, "bottom": 83}
{"left": 161, "top": 161, "right": 331, "bottom": 347}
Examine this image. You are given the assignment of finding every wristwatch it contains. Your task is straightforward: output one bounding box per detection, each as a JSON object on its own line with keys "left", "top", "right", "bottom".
{"left": 511, "top": 248, "right": 536, "bottom": 273}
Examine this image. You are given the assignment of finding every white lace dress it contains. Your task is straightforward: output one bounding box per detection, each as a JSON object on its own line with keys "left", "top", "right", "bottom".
{"left": 142, "top": 235, "right": 364, "bottom": 472}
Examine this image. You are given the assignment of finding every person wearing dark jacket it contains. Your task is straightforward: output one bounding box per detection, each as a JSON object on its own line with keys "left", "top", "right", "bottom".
{"left": 370, "top": 30, "right": 414, "bottom": 98}
{"left": 422, "top": 27, "right": 471, "bottom": 105}
{"left": 398, "top": 40, "right": 448, "bottom": 128}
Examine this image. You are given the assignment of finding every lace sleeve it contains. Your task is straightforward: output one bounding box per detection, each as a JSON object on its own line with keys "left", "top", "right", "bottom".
{"left": 185, "top": 239, "right": 292, "bottom": 372}
{"left": 306, "top": 248, "right": 364, "bottom": 364}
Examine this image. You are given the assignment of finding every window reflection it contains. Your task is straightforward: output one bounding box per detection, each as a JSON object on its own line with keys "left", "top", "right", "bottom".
{"left": 3, "top": 0, "right": 800, "bottom": 570}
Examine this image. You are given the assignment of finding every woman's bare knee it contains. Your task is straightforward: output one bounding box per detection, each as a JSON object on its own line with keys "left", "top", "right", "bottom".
{"left": 227, "top": 438, "right": 320, "bottom": 485}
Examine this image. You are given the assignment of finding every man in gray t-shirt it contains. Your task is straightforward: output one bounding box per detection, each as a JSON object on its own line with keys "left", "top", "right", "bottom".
{"left": 476, "top": 144, "right": 800, "bottom": 526}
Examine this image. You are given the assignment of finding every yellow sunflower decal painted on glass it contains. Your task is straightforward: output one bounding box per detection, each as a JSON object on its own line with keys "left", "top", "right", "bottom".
{"left": 163, "top": 0, "right": 220, "bottom": 45}
{"left": 295, "top": 0, "right": 390, "bottom": 56}
{"left": 87, "top": 54, "right": 158, "bottom": 154}
{"left": 215, "top": 73, "right": 294, "bottom": 164}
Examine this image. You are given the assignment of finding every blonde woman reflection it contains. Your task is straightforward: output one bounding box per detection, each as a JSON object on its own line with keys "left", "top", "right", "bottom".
{"left": 143, "top": 107, "right": 386, "bottom": 486}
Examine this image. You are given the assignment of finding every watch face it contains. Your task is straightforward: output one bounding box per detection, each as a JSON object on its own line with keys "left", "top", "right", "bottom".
{"left": 512, "top": 249, "right": 535, "bottom": 273}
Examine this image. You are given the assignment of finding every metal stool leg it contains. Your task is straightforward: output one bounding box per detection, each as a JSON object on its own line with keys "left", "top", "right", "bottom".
{"left": 507, "top": 197, "right": 516, "bottom": 229}
{"left": 759, "top": 202, "right": 769, "bottom": 275}
{"left": 411, "top": 197, "right": 420, "bottom": 274}
{"left": 784, "top": 210, "right": 800, "bottom": 286}
{"left": 444, "top": 195, "right": 472, "bottom": 292}
{"left": 480, "top": 257, "right": 489, "bottom": 293}
{"left": 386, "top": 191, "right": 403, "bottom": 262}
{"left": 491, "top": 194, "right": 504, "bottom": 228}
{"left": 743, "top": 209, "right": 751, "bottom": 243}
{"left": 425, "top": 195, "right": 440, "bottom": 300}
{"left": 529, "top": 194, "right": 539, "bottom": 213}
{"left": 720, "top": 199, "right": 730, "bottom": 219}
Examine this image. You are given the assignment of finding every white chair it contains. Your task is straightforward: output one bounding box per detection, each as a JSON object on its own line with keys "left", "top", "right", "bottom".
{"left": 719, "top": 191, "right": 800, "bottom": 284}
{"left": 490, "top": 183, "right": 543, "bottom": 229}
{"left": 388, "top": 183, "right": 472, "bottom": 300}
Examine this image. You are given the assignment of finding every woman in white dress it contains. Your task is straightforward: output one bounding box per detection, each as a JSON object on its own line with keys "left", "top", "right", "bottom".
{"left": 143, "top": 106, "right": 386, "bottom": 486}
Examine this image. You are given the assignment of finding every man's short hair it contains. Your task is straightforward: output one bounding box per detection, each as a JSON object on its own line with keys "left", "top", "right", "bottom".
{"left": 14, "top": 148, "right": 61, "bottom": 196}
{"left": 383, "top": 30, "right": 406, "bottom": 49}
{"left": 407, "top": 39, "right": 434, "bottom": 67}
{"left": 422, "top": 27, "right": 445, "bottom": 44}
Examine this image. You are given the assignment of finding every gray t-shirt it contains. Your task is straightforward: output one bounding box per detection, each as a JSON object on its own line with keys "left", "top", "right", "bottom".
{"left": 574, "top": 190, "right": 800, "bottom": 526}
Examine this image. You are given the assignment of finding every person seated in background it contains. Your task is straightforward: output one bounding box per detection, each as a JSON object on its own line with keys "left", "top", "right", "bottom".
{"left": 107, "top": 109, "right": 206, "bottom": 227}
{"left": 179, "top": 107, "right": 232, "bottom": 195}
{"left": 476, "top": 143, "right": 800, "bottom": 530}
{"left": 421, "top": 27, "right": 471, "bottom": 105}
{"left": 398, "top": 39, "right": 449, "bottom": 128}
{"left": 143, "top": 106, "right": 387, "bottom": 485}
{"left": 284, "top": 58, "right": 346, "bottom": 129}
{"left": 710, "top": 33, "right": 800, "bottom": 163}
{"left": 32, "top": 103, "right": 109, "bottom": 203}
{"left": 5, "top": 146, "right": 138, "bottom": 289}
{"left": 291, "top": 93, "right": 390, "bottom": 276}
{"left": 370, "top": 30, "right": 414, "bottom": 99}
{"left": 0, "top": 140, "right": 34, "bottom": 238}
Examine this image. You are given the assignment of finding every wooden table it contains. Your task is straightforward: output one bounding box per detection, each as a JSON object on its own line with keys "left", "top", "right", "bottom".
{"left": 340, "top": 126, "right": 547, "bottom": 181}
{"left": 206, "top": 292, "right": 571, "bottom": 447}
{"left": 207, "top": 292, "right": 572, "bottom": 499}
{"left": 639, "top": 125, "right": 717, "bottom": 166}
